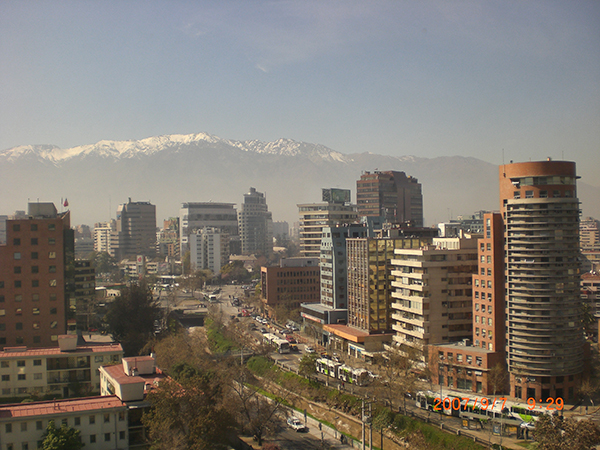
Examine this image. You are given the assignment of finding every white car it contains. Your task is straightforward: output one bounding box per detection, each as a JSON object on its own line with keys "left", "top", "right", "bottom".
{"left": 287, "top": 417, "right": 306, "bottom": 432}
{"left": 305, "top": 346, "right": 315, "bottom": 354}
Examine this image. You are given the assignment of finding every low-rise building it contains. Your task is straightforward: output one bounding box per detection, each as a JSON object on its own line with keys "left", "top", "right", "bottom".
{"left": 0, "top": 335, "right": 122, "bottom": 399}
{"left": 0, "top": 395, "right": 128, "bottom": 450}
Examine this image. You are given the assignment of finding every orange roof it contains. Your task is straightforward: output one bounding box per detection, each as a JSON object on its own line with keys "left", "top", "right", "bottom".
{"left": 323, "top": 324, "right": 369, "bottom": 343}
{"left": 101, "top": 363, "right": 165, "bottom": 388}
{"left": 0, "top": 344, "right": 122, "bottom": 359}
{"left": 0, "top": 396, "right": 125, "bottom": 419}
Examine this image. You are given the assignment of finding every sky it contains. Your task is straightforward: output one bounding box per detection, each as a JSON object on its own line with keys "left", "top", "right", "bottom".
{"left": 1, "top": 0, "right": 599, "bottom": 185}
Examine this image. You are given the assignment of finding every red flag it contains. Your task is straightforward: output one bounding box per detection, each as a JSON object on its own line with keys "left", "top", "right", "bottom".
{"left": 63, "top": 198, "right": 69, "bottom": 207}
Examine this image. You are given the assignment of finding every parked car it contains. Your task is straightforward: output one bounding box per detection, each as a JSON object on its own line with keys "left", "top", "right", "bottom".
{"left": 305, "top": 346, "right": 315, "bottom": 354}
{"left": 287, "top": 417, "right": 307, "bottom": 432}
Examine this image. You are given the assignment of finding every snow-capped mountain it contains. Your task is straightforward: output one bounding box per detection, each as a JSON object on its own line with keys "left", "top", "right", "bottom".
{"left": 1, "top": 133, "right": 598, "bottom": 227}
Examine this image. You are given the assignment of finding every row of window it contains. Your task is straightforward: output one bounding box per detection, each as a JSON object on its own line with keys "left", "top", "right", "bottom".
{"left": 0, "top": 335, "right": 58, "bottom": 345}
{"left": 474, "top": 291, "right": 493, "bottom": 300}
{"left": 1, "top": 373, "right": 43, "bottom": 382}
{"left": 12, "top": 265, "right": 57, "bottom": 274}
{"left": 513, "top": 190, "right": 571, "bottom": 199}
{"left": 11, "top": 237, "right": 56, "bottom": 246}
{"left": 12, "top": 223, "right": 56, "bottom": 232}
{"left": 474, "top": 316, "right": 493, "bottom": 326}
{"left": 0, "top": 308, "right": 58, "bottom": 316}
{"left": 6, "top": 279, "right": 58, "bottom": 288}
{"left": 12, "top": 251, "right": 57, "bottom": 260}
{"left": 1, "top": 293, "right": 57, "bottom": 302}
{"left": 0, "top": 318, "right": 59, "bottom": 331}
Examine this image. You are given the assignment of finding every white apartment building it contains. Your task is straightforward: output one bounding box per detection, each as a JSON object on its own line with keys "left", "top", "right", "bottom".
{"left": 93, "top": 220, "right": 116, "bottom": 254}
{"left": 390, "top": 236, "right": 478, "bottom": 359}
{"left": 189, "top": 227, "right": 227, "bottom": 274}
{"left": 179, "top": 202, "right": 238, "bottom": 257}
{"left": 0, "top": 335, "right": 122, "bottom": 399}
{"left": 0, "top": 395, "right": 128, "bottom": 450}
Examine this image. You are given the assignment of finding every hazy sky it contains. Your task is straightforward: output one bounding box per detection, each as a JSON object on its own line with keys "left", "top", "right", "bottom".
{"left": 1, "top": 1, "right": 599, "bottom": 185}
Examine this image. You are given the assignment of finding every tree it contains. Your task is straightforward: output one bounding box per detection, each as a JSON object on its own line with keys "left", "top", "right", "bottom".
{"left": 488, "top": 362, "right": 509, "bottom": 395}
{"left": 40, "top": 420, "right": 84, "bottom": 450}
{"left": 143, "top": 374, "right": 233, "bottom": 450}
{"left": 298, "top": 353, "right": 318, "bottom": 378}
{"left": 534, "top": 415, "right": 600, "bottom": 450}
{"left": 104, "top": 282, "right": 161, "bottom": 356}
{"left": 89, "top": 251, "right": 118, "bottom": 274}
{"left": 373, "top": 347, "right": 418, "bottom": 412}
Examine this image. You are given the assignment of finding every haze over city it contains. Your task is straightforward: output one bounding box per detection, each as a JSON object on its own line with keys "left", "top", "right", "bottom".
{"left": 1, "top": 1, "right": 599, "bottom": 186}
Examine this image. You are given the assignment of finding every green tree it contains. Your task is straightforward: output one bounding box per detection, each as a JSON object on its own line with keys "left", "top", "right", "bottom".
{"left": 40, "top": 420, "right": 84, "bottom": 450}
{"left": 104, "top": 282, "right": 161, "bottom": 356}
{"left": 298, "top": 353, "right": 318, "bottom": 378}
{"left": 89, "top": 251, "right": 118, "bottom": 274}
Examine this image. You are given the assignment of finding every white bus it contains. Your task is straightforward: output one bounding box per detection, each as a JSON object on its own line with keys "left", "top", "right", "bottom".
{"left": 263, "top": 333, "right": 290, "bottom": 354}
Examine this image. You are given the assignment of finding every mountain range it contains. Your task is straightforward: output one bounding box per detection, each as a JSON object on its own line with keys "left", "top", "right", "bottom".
{"left": 1, "top": 133, "right": 598, "bottom": 228}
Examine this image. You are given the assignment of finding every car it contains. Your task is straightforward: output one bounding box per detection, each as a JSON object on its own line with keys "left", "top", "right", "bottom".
{"left": 287, "top": 417, "right": 306, "bottom": 432}
{"left": 305, "top": 346, "right": 315, "bottom": 354}
{"left": 260, "top": 328, "right": 267, "bottom": 334}
{"left": 289, "top": 344, "right": 299, "bottom": 352}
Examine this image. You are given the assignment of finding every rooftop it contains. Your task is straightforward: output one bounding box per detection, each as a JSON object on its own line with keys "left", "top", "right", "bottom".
{"left": 0, "top": 396, "right": 125, "bottom": 420}
{"left": 0, "top": 343, "right": 122, "bottom": 359}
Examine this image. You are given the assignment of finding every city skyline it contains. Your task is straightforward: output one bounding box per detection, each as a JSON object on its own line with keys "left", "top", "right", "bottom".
{"left": 1, "top": 1, "right": 598, "bottom": 186}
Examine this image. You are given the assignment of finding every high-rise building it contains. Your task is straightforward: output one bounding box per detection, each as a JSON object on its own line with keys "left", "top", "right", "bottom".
{"left": 73, "top": 260, "right": 96, "bottom": 332}
{"left": 93, "top": 220, "right": 116, "bottom": 254}
{"left": 110, "top": 199, "right": 156, "bottom": 261}
{"left": 179, "top": 202, "right": 238, "bottom": 257}
{"left": 356, "top": 170, "right": 423, "bottom": 227}
{"left": 298, "top": 188, "right": 357, "bottom": 257}
{"left": 238, "top": 188, "right": 273, "bottom": 255}
{"left": 0, "top": 203, "right": 74, "bottom": 349}
{"left": 500, "top": 160, "right": 584, "bottom": 402}
{"left": 189, "top": 227, "right": 228, "bottom": 274}
{"left": 391, "top": 236, "right": 478, "bottom": 360}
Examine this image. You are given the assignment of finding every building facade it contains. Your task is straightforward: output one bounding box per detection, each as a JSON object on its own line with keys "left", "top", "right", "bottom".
{"left": 0, "top": 203, "right": 74, "bottom": 349}
{"left": 93, "top": 220, "right": 116, "bottom": 254}
{"left": 260, "top": 258, "right": 320, "bottom": 316}
{"left": 111, "top": 199, "right": 156, "bottom": 260}
{"left": 179, "top": 202, "right": 238, "bottom": 257}
{"left": 356, "top": 170, "right": 423, "bottom": 227}
{"left": 501, "top": 160, "right": 584, "bottom": 402}
{"left": 391, "top": 236, "right": 478, "bottom": 359}
{"left": 189, "top": 227, "right": 228, "bottom": 274}
{"left": 0, "top": 336, "right": 122, "bottom": 399}
{"left": 238, "top": 188, "right": 273, "bottom": 255}
{"left": 298, "top": 188, "right": 358, "bottom": 258}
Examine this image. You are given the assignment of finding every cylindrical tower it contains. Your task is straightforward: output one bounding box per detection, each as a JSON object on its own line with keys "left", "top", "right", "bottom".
{"left": 500, "top": 159, "right": 584, "bottom": 402}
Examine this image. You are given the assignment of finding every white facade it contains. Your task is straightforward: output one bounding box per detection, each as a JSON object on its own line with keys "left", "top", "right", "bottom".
{"left": 93, "top": 220, "right": 116, "bottom": 254}
{"left": 179, "top": 202, "right": 238, "bottom": 257}
{"left": 189, "top": 227, "right": 226, "bottom": 274}
{"left": 0, "top": 396, "right": 128, "bottom": 450}
{"left": 0, "top": 339, "right": 123, "bottom": 399}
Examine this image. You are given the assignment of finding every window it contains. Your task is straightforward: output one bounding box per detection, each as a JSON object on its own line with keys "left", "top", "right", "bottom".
{"left": 118, "top": 411, "right": 125, "bottom": 421}
{"left": 104, "top": 433, "right": 111, "bottom": 442}
{"left": 14, "top": 280, "right": 21, "bottom": 288}
{"left": 104, "top": 413, "right": 110, "bottom": 423}
{"left": 50, "top": 294, "right": 57, "bottom": 301}
{"left": 33, "top": 373, "right": 42, "bottom": 380}
{"left": 475, "top": 303, "right": 479, "bottom": 311}
{"left": 119, "top": 431, "right": 126, "bottom": 440}
{"left": 0, "top": 295, "right": 3, "bottom": 303}
{"left": 21, "top": 423, "right": 27, "bottom": 432}
{"left": 50, "top": 308, "right": 57, "bottom": 315}
{"left": 5, "top": 423, "right": 12, "bottom": 432}
{"left": 13, "top": 252, "right": 21, "bottom": 260}
{"left": 17, "top": 374, "right": 26, "bottom": 381}
{"left": 14, "top": 267, "right": 21, "bottom": 274}
{"left": 31, "top": 266, "right": 38, "bottom": 274}
{"left": 514, "top": 191, "right": 520, "bottom": 199}
{"left": 31, "top": 252, "right": 38, "bottom": 259}
{"left": 50, "top": 321, "right": 58, "bottom": 329}
{"left": 475, "top": 327, "right": 479, "bottom": 336}
{"left": 49, "top": 279, "right": 57, "bottom": 287}
{"left": 13, "top": 238, "right": 21, "bottom": 246}
{"left": 31, "top": 224, "right": 38, "bottom": 231}
{"left": 13, "top": 224, "right": 20, "bottom": 232}
{"left": 32, "top": 308, "right": 40, "bottom": 315}
{"left": 0, "top": 324, "right": 5, "bottom": 331}
{"left": 2, "top": 375, "right": 9, "bottom": 381}
{"left": 90, "top": 435, "right": 96, "bottom": 443}
{"left": 33, "top": 336, "right": 40, "bottom": 344}
{"left": 16, "top": 323, "right": 23, "bottom": 331}
{"left": 475, "top": 316, "right": 479, "bottom": 323}
{"left": 36, "top": 421, "right": 43, "bottom": 430}
{"left": 49, "top": 265, "right": 56, "bottom": 273}
{"left": 33, "top": 322, "right": 40, "bottom": 330}
{"left": 74, "top": 417, "right": 80, "bottom": 426}
{"left": 31, "top": 280, "right": 39, "bottom": 288}
{"left": 31, "top": 238, "right": 38, "bottom": 245}
{"left": 89, "top": 415, "right": 95, "bottom": 424}
{"left": 15, "top": 308, "right": 22, "bottom": 316}
{"left": 48, "top": 252, "right": 56, "bottom": 259}
{"left": 62, "top": 419, "right": 68, "bottom": 427}
{"left": 17, "top": 360, "right": 25, "bottom": 367}
{"left": 16, "top": 337, "right": 23, "bottom": 345}
{"left": 32, "top": 294, "right": 39, "bottom": 301}
{"left": 474, "top": 291, "right": 479, "bottom": 299}
{"left": 488, "top": 318, "right": 493, "bottom": 326}
{"left": 95, "top": 355, "right": 104, "bottom": 363}
{"left": 525, "top": 190, "right": 534, "bottom": 198}
{"left": 1, "top": 361, "right": 8, "bottom": 368}
{"left": 48, "top": 224, "right": 56, "bottom": 231}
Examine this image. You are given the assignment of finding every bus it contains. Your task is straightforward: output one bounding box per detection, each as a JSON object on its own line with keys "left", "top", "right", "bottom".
{"left": 208, "top": 294, "right": 218, "bottom": 303}
{"left": 263, "top": 333, "right": 290, "bottom": 354}
{"left": 337, "top": 365, "right": 371, "bottom": 386}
